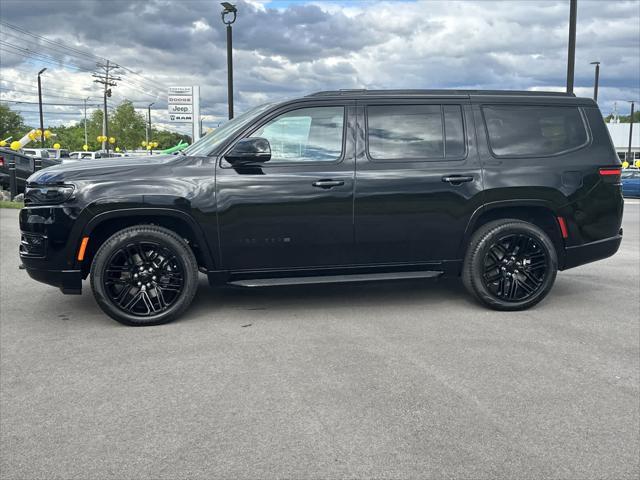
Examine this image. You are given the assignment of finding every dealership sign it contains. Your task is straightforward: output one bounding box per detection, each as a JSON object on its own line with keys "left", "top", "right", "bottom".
{"left": 167, "top": 86, "right": 201, "bottom": 141}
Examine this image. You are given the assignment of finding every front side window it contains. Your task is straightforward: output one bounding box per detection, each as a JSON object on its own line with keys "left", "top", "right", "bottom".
{"left": 367, "top": 104, "right": 465, "bottom": 160}
{"left": 250, "top": 106, "right": 344, "bottom": 163}
{"left": 483, "top": 105, "right": 588, "bottom": 157}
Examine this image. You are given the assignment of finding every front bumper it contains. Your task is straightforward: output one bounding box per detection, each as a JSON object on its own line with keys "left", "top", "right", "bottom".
{"left": 21, "top": 265, "right": 82, "bottom": 294}
{"left": 19, "top": 205, "right": 85, "bottom": 294}
{"left": 561, "top": 231, "right": 623, "bottom": 270}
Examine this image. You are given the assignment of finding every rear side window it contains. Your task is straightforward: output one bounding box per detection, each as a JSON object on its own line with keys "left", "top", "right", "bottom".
{"left": 483, "top": 105, "right": 588, "bottom": 157}
{"left": 367, "top": 104, "right": 465, "bottom": 160}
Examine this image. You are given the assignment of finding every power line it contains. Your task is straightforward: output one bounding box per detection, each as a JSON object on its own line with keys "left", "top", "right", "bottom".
{"left": 0, "top": 99, "right": 102, "bottom": 107}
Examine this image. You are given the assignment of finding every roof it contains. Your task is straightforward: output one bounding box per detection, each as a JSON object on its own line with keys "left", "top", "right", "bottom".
{"left": 307, "top": 89, "right": 576, "bottom": 98}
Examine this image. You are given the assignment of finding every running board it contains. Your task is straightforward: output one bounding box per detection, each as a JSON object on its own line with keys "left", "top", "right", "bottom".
{"left": 229, "top": 270, "right": 442, "bottom": 287}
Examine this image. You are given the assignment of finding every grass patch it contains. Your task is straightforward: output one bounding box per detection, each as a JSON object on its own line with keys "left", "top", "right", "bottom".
{"left": 0, "top": 200, "right": 24, "bottom": 209}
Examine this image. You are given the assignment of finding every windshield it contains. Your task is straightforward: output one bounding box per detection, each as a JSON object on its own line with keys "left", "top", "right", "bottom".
{"left": 182, "top": 102, "right": 276, "bottom": 156}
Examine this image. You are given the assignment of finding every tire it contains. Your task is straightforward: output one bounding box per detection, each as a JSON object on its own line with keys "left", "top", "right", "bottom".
{"left": 90, "top": 225, "right": 199, "bottom": 326}
{"left": 462, "top": 219, "right": 558, "bottom": 311}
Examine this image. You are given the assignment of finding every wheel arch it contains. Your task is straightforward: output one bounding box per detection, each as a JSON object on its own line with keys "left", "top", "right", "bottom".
{"left": 459, "top": 201, "right": 566, "bottom": 269}
{"left": 77, "top": 208, "right": 215, "bottom": 277}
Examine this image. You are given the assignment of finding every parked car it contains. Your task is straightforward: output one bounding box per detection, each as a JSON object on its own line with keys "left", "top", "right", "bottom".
{"left": 67, "top": 151, "right": 107, "bottom": 161}
{"left": 0, "top": 148, "right": 60, "bottom": 193}
{"left": 22, "top": 148, "right": 50, "bottom": 159}
{"left": 621, "top": 170, "right": 640, "bottom": 197}
{"left": 47, "top": 148, "right": 70, "bottom": 160}
{"left": 20, "top": 89, "right": 623, "bottom": 326}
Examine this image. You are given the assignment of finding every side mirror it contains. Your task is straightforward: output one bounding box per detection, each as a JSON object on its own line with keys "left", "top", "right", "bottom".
{"left": 225, "top": 137, "right": 271, "bottom": 165}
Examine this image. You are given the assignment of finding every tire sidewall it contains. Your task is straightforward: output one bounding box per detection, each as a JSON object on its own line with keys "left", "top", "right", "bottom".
{"left": 468, "top": 222, "right": 558, "bottom": 310}
{"left": 91, "top": 227, "right": 198, "bottom": 326}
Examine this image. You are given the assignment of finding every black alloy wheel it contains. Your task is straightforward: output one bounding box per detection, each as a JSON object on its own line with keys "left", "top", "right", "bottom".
{"left": 481, "top": 233, "right": 548, "bottom": 302}
{"left": 102, "top": 241, "right": 184, "bottom": 316}
{"left": 463, "top": 219, "right": 558, "bottom": 311}
{"left": 91, "top": 225, "right": 198, "bottom": 326}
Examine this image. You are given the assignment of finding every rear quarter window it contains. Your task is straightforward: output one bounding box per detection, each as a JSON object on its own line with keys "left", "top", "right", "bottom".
{"left": 482, "top": 105, "right": 589, "bottom": 157}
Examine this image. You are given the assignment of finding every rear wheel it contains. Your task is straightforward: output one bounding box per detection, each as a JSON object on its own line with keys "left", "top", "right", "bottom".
{"left": 462, "top": 219, "right": 558, "bottom": 310}
{"left": 90, "top": 225, "right": 199, "bottom": 326}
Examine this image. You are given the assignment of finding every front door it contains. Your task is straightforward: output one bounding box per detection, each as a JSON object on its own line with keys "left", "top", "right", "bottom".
{"left": 354, "top": 100, "right": 483, "bottom": 266}
{"left": 216, "top": 102, "right": 356, "bottom": 271}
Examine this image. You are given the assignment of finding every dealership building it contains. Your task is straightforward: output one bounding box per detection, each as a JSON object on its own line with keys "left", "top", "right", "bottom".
{"left": 607, "top": 123, "right": 640, "bottom": 162}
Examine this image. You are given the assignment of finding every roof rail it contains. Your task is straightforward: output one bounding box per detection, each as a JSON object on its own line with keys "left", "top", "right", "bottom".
{"left": 306, "top": 89, "right": 576, "bottom": 98}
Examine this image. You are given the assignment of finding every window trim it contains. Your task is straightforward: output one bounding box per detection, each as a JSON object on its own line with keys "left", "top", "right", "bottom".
{"left": 220, "top": 104, "right": 348, "bottom": 168}
{"left": 364, "top": 103, "right": 468, "bottom": 163}
{"left": 481, "top": 104, "right": 592, "bottom": 159}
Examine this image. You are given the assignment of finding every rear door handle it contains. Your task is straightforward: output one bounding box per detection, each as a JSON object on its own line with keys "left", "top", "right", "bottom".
{"left": 442, "top": 175, "right": 474, "bottom": 185}
{"left": 312, "top": 179, "right": 345, "bottom": 189}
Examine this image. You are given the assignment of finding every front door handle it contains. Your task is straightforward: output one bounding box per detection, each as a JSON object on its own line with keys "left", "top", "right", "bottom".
{"left": 312, "top": 179, "right": 345, "bottom": 189}
{"left": 442, "top": 175, "right": 474, "bottom": 185}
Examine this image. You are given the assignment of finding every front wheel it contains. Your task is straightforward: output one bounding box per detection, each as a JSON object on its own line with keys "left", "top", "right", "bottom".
{"left": 90, "top": 225, "right": 199, "bottom": 326}
{"left": 462, "top": 219, "right": 558, "bottom": 311}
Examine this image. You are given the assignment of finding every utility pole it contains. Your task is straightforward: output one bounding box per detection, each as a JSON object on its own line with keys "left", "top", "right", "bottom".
{"left": 83, "top": 97, "right": 89, "bottom": 148}
{"left": 147, "top": 102, "right": 154, "bottom": 154}
{"left": 36, "top": 68, "right": 47, "bottom": 171}
{"left": 566, "top": 0, "right": 577, "bottom": 94}
{"left": 92, "top": 60, "right": 120, "bottom": 154}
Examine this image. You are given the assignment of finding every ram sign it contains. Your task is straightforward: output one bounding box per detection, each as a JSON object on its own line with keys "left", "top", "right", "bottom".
{"left": 167, "top": 85, "right": 201, "bottom": 141}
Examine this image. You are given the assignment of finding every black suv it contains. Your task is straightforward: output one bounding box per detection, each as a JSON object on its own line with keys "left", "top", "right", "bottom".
{"left": 19, "top": 90, "right": 623, "bottom": 326}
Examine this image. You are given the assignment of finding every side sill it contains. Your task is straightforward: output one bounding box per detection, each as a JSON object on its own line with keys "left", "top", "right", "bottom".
{"left": 229, "top": 270, "right": 443, "bottom": 288}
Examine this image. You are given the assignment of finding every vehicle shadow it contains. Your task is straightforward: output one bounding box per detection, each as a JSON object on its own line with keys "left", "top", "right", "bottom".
{"left": 188, "top": 276, "right": 472, "bottom": 317}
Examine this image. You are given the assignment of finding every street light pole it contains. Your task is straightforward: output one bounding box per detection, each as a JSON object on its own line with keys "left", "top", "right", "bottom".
{"left": 36, "top": 68, "right": 47, "bottom": 171}
{"left": 566, "top": 0, "right": 577, "bottom": 94}
{"left": 590, "top": 61, "right": 600, "bottom": 102}
{"left": 221, "top": 2, "right": 237, "bottom": 120}
{"left": 628, "top": 101, "right": 635, "bottom": 165}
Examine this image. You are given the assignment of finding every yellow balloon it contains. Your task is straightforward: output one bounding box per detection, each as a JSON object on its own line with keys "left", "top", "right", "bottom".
{"left": 153, "top": 142, "right": 159, "bottom": 148}
{"left": 28, "top": 132, "right": 36, "bottom": 141}
{"left": 622, "top": 161, "right": 629, "bottom": 168}
{"left": 0, "top": 140, "right": 6, "bottom": 147}
{"left": 44, "top": 130, "right": 52, "bottom": 139}
{"left": 115, "top": 147, "right": 121, "bottom": 152}
{"left": 35, "top": 129, "right": 42, "bottom": 137}
{"left": 109, "top": 137, "right": 116, "bottom": 144}
{"left": 53, "top": 143, "right": 61, "bottom": 149}
{"left": 146, "top": 145, "right": 152, "bottom": 150}
{"left": 10, "top": 141, "right": 21, "bottom": 151}
{"left": 635, "top": 160, "right": 640, "bottom": 168}
{"left": 141, "top": 141, "right": 147, "bottom": 147}
{"left": 83, "top": 144, "right": 89, "bottom": 151}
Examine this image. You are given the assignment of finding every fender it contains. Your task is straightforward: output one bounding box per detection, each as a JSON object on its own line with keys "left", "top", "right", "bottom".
{"left": 457, "top": 198, "right": 565, "bottom": 261}
{"left": 78, "top": 206, "right": 216, "bottom": 271}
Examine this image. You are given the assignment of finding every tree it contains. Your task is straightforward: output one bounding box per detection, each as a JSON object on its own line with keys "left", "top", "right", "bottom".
{"left": 0, "top": 104, "right": 27, "bottom": 141}
{"left": 110, "top": 100, "right": 147, "bottom": 149}
{"left": 604, "top": 111, "right": 640, "bottom": 123}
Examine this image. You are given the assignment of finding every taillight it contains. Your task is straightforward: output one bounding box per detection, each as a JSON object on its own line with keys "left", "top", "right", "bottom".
{"left": 599, "top": 168, "right": 622, "bottom": 176}
{"left": 599, "top": 167, "right": 622, "bottom": 184}
{"left": 0, "top": 156, "right": 4, "bottom": 167}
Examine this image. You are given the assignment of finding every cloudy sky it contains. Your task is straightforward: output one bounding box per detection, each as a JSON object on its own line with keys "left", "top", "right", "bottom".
{"left": 0, "top": 0, "right": 638, "bottom": 135}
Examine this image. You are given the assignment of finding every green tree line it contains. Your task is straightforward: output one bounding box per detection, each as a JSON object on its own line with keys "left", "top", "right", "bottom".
{"left": 604, "top": 111, "right": 640, "bottom": 123}
{"left": 1, "top": 101, "right": 190, "bottom": 152}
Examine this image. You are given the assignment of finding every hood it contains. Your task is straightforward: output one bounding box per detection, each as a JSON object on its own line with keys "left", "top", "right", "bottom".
{"left": 27, "top": 154, "right": 177, "bottom": 184}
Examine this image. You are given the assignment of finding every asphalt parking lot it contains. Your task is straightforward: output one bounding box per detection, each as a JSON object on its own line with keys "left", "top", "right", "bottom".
{"left": 1, "top": 203, "right": 639, "bottom": 480}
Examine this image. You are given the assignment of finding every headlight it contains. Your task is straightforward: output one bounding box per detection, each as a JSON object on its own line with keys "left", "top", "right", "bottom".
{"left": 25, "top": 184, "right": 75, "bottom": 205}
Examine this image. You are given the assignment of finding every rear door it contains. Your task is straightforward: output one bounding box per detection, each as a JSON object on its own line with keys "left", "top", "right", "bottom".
{"left": 216, "top": 101, "right": 356, "bottom": 271}
{"left": 354, "top": 98, "right": 483, "bottom": 266}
